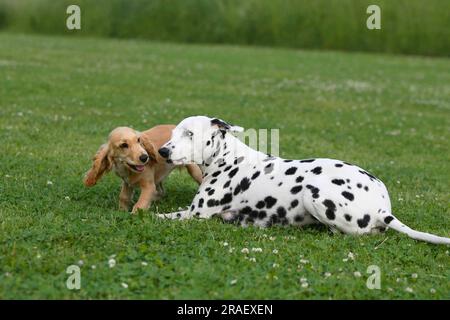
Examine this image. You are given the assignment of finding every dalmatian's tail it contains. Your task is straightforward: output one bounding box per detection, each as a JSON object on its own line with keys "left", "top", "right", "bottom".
{"left": 386, "top": 217, "right": 450, "bottom": 245}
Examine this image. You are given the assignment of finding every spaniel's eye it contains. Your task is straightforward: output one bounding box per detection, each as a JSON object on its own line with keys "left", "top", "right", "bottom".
{"left": 120, "top": 143, "right": 129, "bottom": 148}
{"left": 137, "top": 137, "right": 141, "bottom": 143}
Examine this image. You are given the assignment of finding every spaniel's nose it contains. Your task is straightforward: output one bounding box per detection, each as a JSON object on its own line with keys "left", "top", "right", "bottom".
{"left": 158, "top": 147, "right": 170, "bottom": 159}
{"left": 139, "top": 154, "right": 149, "bottom": 163}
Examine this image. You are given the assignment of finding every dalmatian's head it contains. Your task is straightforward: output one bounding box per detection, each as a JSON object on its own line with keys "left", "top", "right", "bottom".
{"left": 158, "top": 116, "right": 243, "bottom": 165}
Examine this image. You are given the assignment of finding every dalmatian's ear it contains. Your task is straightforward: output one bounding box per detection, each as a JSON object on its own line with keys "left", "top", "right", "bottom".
{"left": 211, "top": 118, "right": 244, "bottom": 133}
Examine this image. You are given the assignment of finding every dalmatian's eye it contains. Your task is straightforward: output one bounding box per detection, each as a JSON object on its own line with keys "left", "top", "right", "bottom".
{"left": 185, "top": 130, "right": 193, "bottom": 138}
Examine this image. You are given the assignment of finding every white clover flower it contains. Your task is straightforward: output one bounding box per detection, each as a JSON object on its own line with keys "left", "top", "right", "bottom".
{"left": 91, "top": 265, "right": 96, "bottom": 269}
{"left": 252, "top": 247, "right": 262, "bottom": 253}
{"left": 241, "top": 248, "right": 249, "bottom": 254}
{"left": 353, "top": 271, "right": 362, "bottom": 278}
{"left": 342, "top": 258, "right": 349, "bottom": 262}
{"left": 269, "top": 236, "right": 276, "bottom": 241}
{"left": 405, "top": 287, "right": 413, "bottom": 293}
{"left": 230, "top": 279, "right": 237, "bottom": 285}
{"left": 301, "top": 282, "right": 309, "bottom": 288}
{"left": 65, "top": 196, "right": 71, "bottom": 201}
{"left": 229, "top": 247, "right": 235, "bottom": 253}
{"left": 108, "top": 258, "right": 116, "bottom": 268}
{"left": 300, "top": 259, "right": 309, "bottom": 264}
{"left": 36, "top": 254, "right": 41, "bottom": 259}
{"left": 141, "top": 262, "right": 148, "bottom": 266}
{"left": 47, "top": 180, "right": 53, "bottom": 186}
{"left": 347, "top": 252, "right": 355, "bottom": 260}
{"left": 272, "top": 249, "right": 279, "bottom": 254}
{"left": 272, "top": 263, "right": 279, "bottom": 268}
{"left": 222, "top": 242, "right": 229, "bottom": 247}
{"left": 121, "top": 282, "right": 128, "bottom": 289}
{"left": 324, "top": 272, "right": 332, "bottom": 278}
{"left": 411, "top": 273, "right": 418, "bottom": 279}
{"left": 430, "top": 288, "right": 436, "bottom": 294}
{"left": 249, "top": 257, "right": 256, "bottom": 262}
{"left": 300, "top": 277, "right": 308, "bottom": 283}
{"left": 78, "top": 260, "right": 84, "bottom": 266}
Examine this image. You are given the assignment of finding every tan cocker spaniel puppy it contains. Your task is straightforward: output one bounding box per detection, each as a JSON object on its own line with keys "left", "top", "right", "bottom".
{"left": 84, "top": 125, "right": 202, "bottom": 213}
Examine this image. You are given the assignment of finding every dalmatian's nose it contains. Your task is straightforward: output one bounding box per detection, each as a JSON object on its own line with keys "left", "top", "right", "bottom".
{"left": 158, "top": 147, "right": 171, "bottom": 159}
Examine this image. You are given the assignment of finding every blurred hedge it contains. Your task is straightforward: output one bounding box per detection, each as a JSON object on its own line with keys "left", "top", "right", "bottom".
{"left": 0, "top": 0, "right": 449, "bottom": 56}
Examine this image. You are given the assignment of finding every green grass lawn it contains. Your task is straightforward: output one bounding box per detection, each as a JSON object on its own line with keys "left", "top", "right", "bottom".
{"left": 0, "top": 33, "right": 449, "bottom": 299}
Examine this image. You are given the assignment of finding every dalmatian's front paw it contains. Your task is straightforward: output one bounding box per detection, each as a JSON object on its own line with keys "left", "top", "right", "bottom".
{"left": 157, "top": 210, "right": 191, "bottom": 220}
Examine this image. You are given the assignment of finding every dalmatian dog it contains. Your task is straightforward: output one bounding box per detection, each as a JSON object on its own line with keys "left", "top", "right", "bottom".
{"left": 157, "top": 116, "right": 450, "bottom": 245}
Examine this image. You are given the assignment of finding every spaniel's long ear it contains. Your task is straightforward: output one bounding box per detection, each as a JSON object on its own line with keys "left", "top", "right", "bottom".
{"left": 140, "top": 137, "right": 163, "bottom": 164}
{"left": 83, "top": 143, "right": 112, "bottom": 187}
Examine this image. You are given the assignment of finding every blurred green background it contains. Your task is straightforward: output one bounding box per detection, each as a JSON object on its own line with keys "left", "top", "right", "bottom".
{"left": 0, "top": 0, "right": 448, "bottom": 56}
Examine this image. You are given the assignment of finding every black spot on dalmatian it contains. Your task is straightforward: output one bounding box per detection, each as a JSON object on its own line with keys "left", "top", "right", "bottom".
{"left": 234, "top": 156, "right": 244, "bottom": 165}
{"left": 195, "top": 212, "right": 200, "bottom": 216}
{"left": 208, "top": 189, "right": 215, "bottom": 196}
{"left": 251, "top": 171, "right": 260, "bottom": 180}
{"left": 250, "top": 210, "right": 258, "bottom": 219}
{"left": 205, "top": 187, "right": 211, "bottom": 191}
{"left": 344, "top": 214, "right": 352, "bottom": 221}
{"left": 285, "top": 167, "right": 297, "bottom": 175}
{"left": 264, "top": 163, "right": 274, "bottom": 174}
{"left": 306, "top": 184, "right": 320, "bottom": 198}
{"left": 384, "top": 216, "right": 394, "bottom": 224}
{"left": 343, "top": 161, "right": 354, "bottom": 166}
{"left": 266, "top": 214, "right": 279, "bottom": 227}
{"left": 223, "top": 180, "right": 231, "bottom": 188}
{"left": 311, "top": 166, "right": 322, "bottom": 175}
{"left": 335, "top": 163, "right": 344, "bottom": 168}
{"left": 346, "top": 179, "right": 350, "bottom": 183}
{"left": 240, "top": 177, "right": 251, "bottom": 192}
{"left": 258, "top": 211, "right": 267, "bottom": 219}
{"left": 191, "top": 204, "right": 195, "bottom": 211}
{"left": 357, "top": 183, "right": 362, "bottom": 188}
{"left": 284, "top": 160, "right": 293, "bottom": 163}
{"left": 364, "top": 186, "right": 369, "bottom": 192}
{"left": 218, "top": 160, "right": 226, "bottom": 167}
{"left": 220, "top": 193, "right": 233, "bottom": 205}
{"left": 206, "top": 140, "right": 211, "bottom": 146}
{"left": 233, "top": 184, "right": 241, "bottom": 196}
{"left": 210, "top": 178, "right": 217, "bottom": 184}
{"left": 233, "top": 177, "right": 251, "bottom": 196}
{"left": 198, "top": 198, "right": 204, "bottom": 208}
{"left": 277, "top": 207, "right": 287, "bottom": 218}
{"left": 224, "top": 165, "right": 232, "bottom": 172}
{"left": 212, "top": 171, "right": 221, "bottom": 177}
{"left": 240, "top": 206, "right": 252, "bottom": 215}
{"left": 291, "top": 199, "right": 299, "bottom": 208}
{"left": 291, "top": 185, "right": 303, "bottom": 194}
{"left": 278, "top": 182, "right": 283, "bottom": 186}
{"left": 222, "top": 205, "right": 231, "bottom": 211}
{"left": 264, "top": 196, "right": 277, "bottom": 209}
{"left": 322, "top": 199, "right": 336, "bottom": 220}
{"left": 332, "top": 179, "right": 345, "bottom": 186}
{"left": 296, "top": 176, "right": 304, "bottom": 183}
{"left": 357, "top": 214, "right": 371, "bottom": 228}
{"left": 341, "top": 191, "right": 354, "bottom": 201}
{"left": 256, "top": 201, "right": 265, "bottom": 209}
{"left": 300, "top": 159, "right": 315, "bottom": 163}
{"left": 294, "top": 215, "right": 304, "bottom": 222}
{"left": 228, "top": 167, "right": 239, "bottom": 178}
{"left": 207, "top": 199, "right": 217, "bottom": 207}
